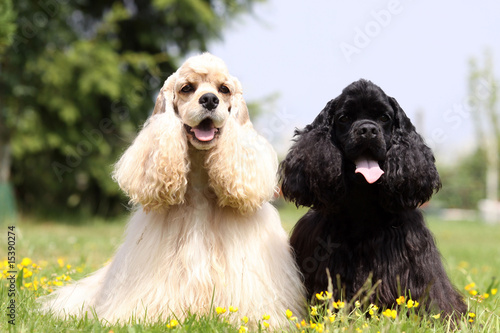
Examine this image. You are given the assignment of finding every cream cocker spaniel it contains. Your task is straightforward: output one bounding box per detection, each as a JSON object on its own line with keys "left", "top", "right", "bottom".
{"left": 40, "top": 53, "right": 305, "bottom": 327}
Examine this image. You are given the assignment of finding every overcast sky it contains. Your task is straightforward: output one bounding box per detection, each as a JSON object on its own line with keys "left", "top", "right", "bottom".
{"left": 203, "top": 0, "right": 500, "bottom": 161}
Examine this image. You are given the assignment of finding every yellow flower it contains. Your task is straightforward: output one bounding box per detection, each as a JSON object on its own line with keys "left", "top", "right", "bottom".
{"left": 21, "top": 258, "right": 32, "bottom": 267}
{"left": 57, "top": 258, "right": 65, "bottom": 268}
{"left": 355, "top": 300, "right": 361, "bottom": 308}
{"left": 382, "top": 309, "right": 397, "bottom": 319}
{"left": 407, "top": 300, "right": 419, "bottom": 308}
{"left": 464, "top": 282, "right": 476, "bottom": 291}
{"left": 468, "top": 289, "right": 478, "bottom": 296}
{"left": 483, "top": 293, "right": 490, "bottom": 299}
{"left": 310, "top": 306, "right": 318, "bottom": 316}
{"left": 468, "top": 312, "right": 475, "bottom": 318}
{"left": 262, "top": 314, "right": 270, "bottom": 321}
{"left": 432, "top": 313, "right": 441, "bottom": 319}
{"left": 216, "top": 307, "right": 226, "bottom": 314}
{"left": 316, "top": 291, "right": 332, "bottom": 300}
{"left": 328, "top": 314, "right": 336, "bottom": 322}
{"left": 238, "top": 326, "right": 248, "bottom": 333}
{"left": 332, "top": 300, "right": 345, "bottom": 309}
{"left": 300, "top": 319, "right": 307, "bottom": 327}
{"left": 23, "top": 268, "right": 33, "bottom": 278}
{"left": 229, "top": 306, "right": 238, "bottom": 313}
{"left": 241, "top": 316, "right": 249, "bottom": 324}
{"left": 285, "top": 309, "right": 293, "bottom": 319}
{"left": 262, "top": 321, "right": 269, "bottom": 328}
{"left": 315, "top": 323, "right": 324, "bottom": 332}
{"left": 396, "top": 296, "right": 405, "bottom": 305}
{"left": 166, "top": 319, "right": 179, "bottom": 328}
{"left": 368, "top": 304, "right": 379, "bottom": 317}
{"left": 492, "top": 288, "right": 498, "bottom": 295}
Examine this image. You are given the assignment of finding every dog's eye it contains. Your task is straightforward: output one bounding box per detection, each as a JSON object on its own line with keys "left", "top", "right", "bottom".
{"left": 181, "top": 84, "right": 194, "bottom": 93}
{"left": 379, "top": 114, "right": 390, "bottom": 122}
{"left": 338, "top": 115, "right": 350, "bottom": 123}
{"left": 219, "top": 85, "right": 230, "bottom": 94}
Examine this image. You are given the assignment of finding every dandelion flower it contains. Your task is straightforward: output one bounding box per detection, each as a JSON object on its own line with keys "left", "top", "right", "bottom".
{"left": 216, "top": 307, "right": 226, "bottom": 314}
{"left": 166, "top": 319, "right": 179, "bottom": 328}
{"left": 285, "top": 309, "right": 293, "bottom": 319}
{"left": 396, "top": 296, "right": 405, "bottom": 305}
{"left": 492, "top": 288, "right": 498, "bottom": 295}
{"left": 468, "top": 289, "right": 478, "bottom": 296}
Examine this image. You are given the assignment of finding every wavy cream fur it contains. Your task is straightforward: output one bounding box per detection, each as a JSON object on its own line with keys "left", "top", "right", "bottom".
{"left": 40, "top": 53, "right": 305, "bottom": 327}
{"left": 113, "top": 74, "right": 189, "bottom": 211}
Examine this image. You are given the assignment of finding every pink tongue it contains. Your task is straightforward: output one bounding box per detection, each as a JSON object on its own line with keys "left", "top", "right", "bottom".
{"left": 355, "top": 158, "right": 384, "bottom": 184}
{"left": 192, "top": 127, "right": 216, "bottom": 142}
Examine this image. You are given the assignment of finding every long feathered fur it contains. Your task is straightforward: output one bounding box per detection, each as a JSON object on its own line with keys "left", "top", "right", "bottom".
{"left": 40, "top": 53, "right": 305, "bottom": 327}
{"left": 279, "top": 79, "right": 467, "bottom": 320}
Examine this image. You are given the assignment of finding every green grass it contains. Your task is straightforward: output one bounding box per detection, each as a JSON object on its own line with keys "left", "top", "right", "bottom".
{"left": 1, "top": 204, "right": 500, "bottom": 332}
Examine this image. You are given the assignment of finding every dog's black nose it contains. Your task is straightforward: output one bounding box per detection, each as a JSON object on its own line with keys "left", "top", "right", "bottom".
{"left": 356, "top": 122, "right": 380, "bottom": 139}
{"left": 199, "top": 93, "right": 219, "bottom": 111}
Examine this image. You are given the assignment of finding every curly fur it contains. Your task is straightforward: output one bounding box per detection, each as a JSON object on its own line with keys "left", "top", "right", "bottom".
{"left": 280, "top": 79, "right": 466, "bottom": 319}
{"left": 40, "top": 53, "right": 305, "bottom": 327}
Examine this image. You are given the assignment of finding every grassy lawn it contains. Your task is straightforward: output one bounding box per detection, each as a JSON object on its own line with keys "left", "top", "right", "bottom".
{"left": 1, "top": 204, "right": 500, "bottom": 332}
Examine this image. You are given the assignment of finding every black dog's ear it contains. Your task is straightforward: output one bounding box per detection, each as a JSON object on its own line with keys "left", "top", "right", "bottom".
{"left": 380, "top": 97, "right": 441, "bottom": 210}
{"left": 279, "top": 99, "right": 345, "bottom": 209}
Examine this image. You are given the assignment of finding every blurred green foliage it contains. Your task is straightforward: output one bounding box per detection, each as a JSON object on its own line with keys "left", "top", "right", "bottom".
{"left": 0, "top": 0, "right": 263, "bottom": 217}
{"left": 436, "top": 149, "right": 487, "bottom": 209}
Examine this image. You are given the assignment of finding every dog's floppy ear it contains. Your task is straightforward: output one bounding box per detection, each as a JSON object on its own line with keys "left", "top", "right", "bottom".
{"left": 206, "top": 77, "right": 278, "bottom": 215}
{"left": 279, "top": 98, "right": 345, "bottom": 209}
{"left": 380, "top": 97, "right": 441, "bottom": 210}
{"left": 228, "top": 75, "right": 250, "bottom": 125}
{"left": 113, "top": 72, "right": 190, "bottom": 211}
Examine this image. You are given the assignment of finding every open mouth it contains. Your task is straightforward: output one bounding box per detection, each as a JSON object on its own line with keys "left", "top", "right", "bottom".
{"left": 354, "top": 155, "right": 384, "bottom": 184}
{"left": 184, "top": 118, "right": 221, "bottom": 143}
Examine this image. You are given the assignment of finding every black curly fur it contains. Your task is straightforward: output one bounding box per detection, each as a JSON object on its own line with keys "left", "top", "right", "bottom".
{"left": 279, "top": 79, "right": 467, "bottom": 319}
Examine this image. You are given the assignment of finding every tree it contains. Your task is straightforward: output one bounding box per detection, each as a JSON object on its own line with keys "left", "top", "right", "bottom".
{"left": 0, "top": 0, "right": 263, "bottom": 217}
{"left": 0, "top": 0, "right": 17, "bottom": 223}
{"left": 468, "top": 51, "right": 499, "bottom": 222}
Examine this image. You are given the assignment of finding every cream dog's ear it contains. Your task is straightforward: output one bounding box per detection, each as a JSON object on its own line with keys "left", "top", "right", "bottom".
{"left": 229, "top": 75, "right": 250, "bottom": 125}
{"left": 206, "top": 77, "right": 278, "bottom": 215}
{"left": 113, "top": 73, "right": 189, "bottom": 211}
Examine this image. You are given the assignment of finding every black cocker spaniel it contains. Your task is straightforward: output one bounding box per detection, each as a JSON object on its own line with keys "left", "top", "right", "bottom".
{"left": 280, "top": 79, "right": 467, "bottom": 319}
